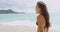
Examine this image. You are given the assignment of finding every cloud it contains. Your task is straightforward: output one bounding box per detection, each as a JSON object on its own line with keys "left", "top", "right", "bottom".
{"left": 0, "top": 0, "right": 60, "bottom": 13}
{"left": 0, "top": 0, "right": 36, "bottom": 13}
{"left": 1, "top": 1, "right": 35, "bottom": 8}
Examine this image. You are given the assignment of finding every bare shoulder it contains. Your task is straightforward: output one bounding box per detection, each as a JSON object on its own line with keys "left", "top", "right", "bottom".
{"left": 37, "top": 15, "right": 45, "bottom": 20}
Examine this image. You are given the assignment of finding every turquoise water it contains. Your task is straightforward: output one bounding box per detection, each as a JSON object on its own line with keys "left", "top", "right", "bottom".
{"left": 0, "top": 14, "right": 36, "bottom": 22}
{"left": 0, "top": 13, "right": 60, "bottom": 25}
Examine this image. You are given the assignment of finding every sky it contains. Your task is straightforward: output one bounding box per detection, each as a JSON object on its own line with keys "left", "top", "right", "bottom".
{"left": 0, "top": 0, "right": 60, "bottom": 13}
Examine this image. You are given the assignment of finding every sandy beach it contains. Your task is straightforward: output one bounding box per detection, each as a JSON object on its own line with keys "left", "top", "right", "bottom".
{"left": 0, "top": 25, "right": 37, "bottom": 32}
{"left": 0, "top": 25, "right": 59, "bottom": 32}
{"left": 0, "top": 20, "right": 60, "bottom": 32}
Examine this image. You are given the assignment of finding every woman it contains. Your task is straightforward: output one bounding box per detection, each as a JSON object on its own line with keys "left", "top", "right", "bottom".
{"left": 35, "top": 1, "right": 50, "bottom": 32}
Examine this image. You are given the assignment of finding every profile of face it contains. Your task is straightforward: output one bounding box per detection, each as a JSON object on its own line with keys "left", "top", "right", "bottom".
{"left": 35, "top": 5, "right": 41, "bottom": 14}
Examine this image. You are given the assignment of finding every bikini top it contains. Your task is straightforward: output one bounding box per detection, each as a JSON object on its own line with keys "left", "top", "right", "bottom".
{"left": 36, "top": 22, "right": 46, "bottom": 30}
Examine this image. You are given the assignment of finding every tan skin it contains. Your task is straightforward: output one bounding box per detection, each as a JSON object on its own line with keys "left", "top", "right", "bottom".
{"left": 36, "top": 5, "right": 48, "bottom": 32}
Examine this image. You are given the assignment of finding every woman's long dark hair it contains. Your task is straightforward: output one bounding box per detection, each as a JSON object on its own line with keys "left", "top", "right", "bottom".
{"left": 37, "top": 1, "right": 50, "bottom": 29}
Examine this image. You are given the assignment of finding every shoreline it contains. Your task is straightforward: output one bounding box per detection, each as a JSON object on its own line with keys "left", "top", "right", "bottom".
{"left": 0, "top": 20, "right": 60, "bottom": 32}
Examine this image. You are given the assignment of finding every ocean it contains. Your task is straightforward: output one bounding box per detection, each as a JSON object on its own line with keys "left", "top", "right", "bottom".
{"left": 0, "top": 13, "right": 60, "bottom": 32}
{"left": 0, "top": 13, "right": 60, "bottom": 24}
{"left": 0, "top": 13, "right": 36, "bottom": 22}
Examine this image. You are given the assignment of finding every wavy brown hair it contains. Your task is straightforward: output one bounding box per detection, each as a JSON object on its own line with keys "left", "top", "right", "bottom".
{"left": 37, "top": 1, "right": 50, "bottom": 29}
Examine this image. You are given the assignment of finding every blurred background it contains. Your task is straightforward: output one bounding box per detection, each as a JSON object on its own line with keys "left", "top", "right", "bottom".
{"left": 0, "top": 0, "right": 60, "bottom": 32}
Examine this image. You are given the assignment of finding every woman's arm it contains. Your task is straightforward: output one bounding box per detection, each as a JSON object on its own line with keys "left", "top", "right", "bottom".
{"left": 46, "top": 28, "right": 48, "bottom": 32}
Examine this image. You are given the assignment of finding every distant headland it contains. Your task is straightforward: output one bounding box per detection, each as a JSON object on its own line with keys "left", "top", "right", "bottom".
{"left": 0, "top": 9, "right": 25, "bottom": 14}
